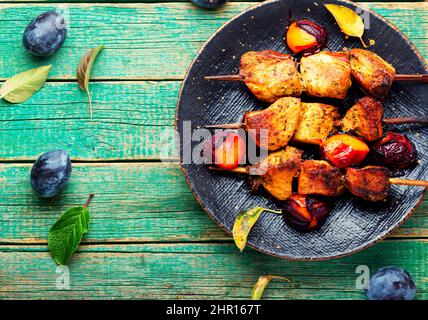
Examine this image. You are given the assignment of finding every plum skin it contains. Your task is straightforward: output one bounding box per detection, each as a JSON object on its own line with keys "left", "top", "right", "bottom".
{"left": 365, "top": 266, "right": 416, "bottom": 300}
{"left": 191, "top": 0, "right": 228, "bottom": 9}
{"left": 30, "top": 150, "right": 72, "bottom": 198}
{"left": 23, "top": 11, "right": 67, "bottom": 57}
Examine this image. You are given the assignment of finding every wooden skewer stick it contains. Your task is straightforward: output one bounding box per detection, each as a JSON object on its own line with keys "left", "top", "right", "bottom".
{"left": 205, "top": 74, "right": 428, "bottom": 83}
{"left": 389, "top": 178, "right": 428, "bottom": 187}
{"left": 207, "top": 117, "right": 428, "bottom": 130}
{"left": 209, "top": 166, "right": 428, "bottom": 187}
{"left": 382, "top": 117, "right": 428, "bottom": 125}
{"left": 208, "top": 166, "right": 248, "bottom": 174}
{"left": 205, "top": 75, "right": 244, "bottom": 81}
{"left": 394, "top": 74, "right": 428, "bottom": 82}
{"left": 205, "top": 123, "right": 244, "bottom": 129}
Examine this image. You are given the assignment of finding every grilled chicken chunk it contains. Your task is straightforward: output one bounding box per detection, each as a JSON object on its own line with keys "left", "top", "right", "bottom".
{"left": 240, "top": 50, "right": 303, "bottom": 103}
{"left": 345, "top": 166, "right": 390, "bottom": 202}
{"left": 293, "top": 102, "right": 340, "bottom": 145}
{"left": 298, "top": 160, "right": 345, "bottom": 197}
{"left": 244, "top": 97, "right": 302, "bottom": 151}
{"left": 300, "top": 51, "right": 352, "bottom": 99}
{"left": 349, "top": 49, "right": 396, "bottom": 100}
{"left": 341, "top": 96, "right": 384, "bottom": 142}
{"left": 250, "top": 147, "right": 303, "bottom": 201}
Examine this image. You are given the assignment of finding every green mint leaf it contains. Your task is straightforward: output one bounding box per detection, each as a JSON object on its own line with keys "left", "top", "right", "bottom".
{"left": 48, "top": 194, "right": 94, "bottom": 265}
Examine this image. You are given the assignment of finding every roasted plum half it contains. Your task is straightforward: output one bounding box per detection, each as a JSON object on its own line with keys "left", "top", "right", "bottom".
{"left": 282, "top": 194, "right": 332, "bottom": 231}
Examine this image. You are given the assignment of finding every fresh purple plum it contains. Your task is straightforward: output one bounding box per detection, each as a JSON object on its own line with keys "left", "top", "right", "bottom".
{"left": 23, "top": 11, "right": 67, "bottom": 56}
{"left": 30, "top": 150, "right": 72, "bottom": 197}
{"left": 365, "top": 266, "right": 416, "bottom": 300}
{"left": 190, "top": 0, "right": 228, "bottom": 9}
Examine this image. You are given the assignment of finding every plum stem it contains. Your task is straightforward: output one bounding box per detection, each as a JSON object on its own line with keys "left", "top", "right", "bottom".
{"left": 84, "top": 193, "right": 95, "bottom": 208}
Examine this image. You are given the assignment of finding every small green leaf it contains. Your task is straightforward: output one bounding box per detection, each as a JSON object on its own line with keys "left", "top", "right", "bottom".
{"left": 48, "top": 193, "right": 94, "bottom": 265}
{"left": 251, "top": 275, "right": 290, "bottom": 300}
{"left": 76, "top": 45, "right": 103, "bottom": 118}
{"left": 232, "top": 207, "right": 281, "bottom": 252}
{"left": 0, "top": 65, "right": 51, "bottom": 103}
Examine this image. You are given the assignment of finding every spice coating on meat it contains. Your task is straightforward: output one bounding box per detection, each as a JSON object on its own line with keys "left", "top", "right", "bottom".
{"left": 345, "top": 166, "right": 390, "bottom": 202}
{"left": 293, "top": 102, "right": 340, "bottom": 145}
{"left": 341, "top": 96, "right": 384, "bottom": 142}
{"left": 240, "top": 50, "right": 303, "bottom": 103}
{"left": 298, "top": 160, "right": 345, "bottom": 197}
{"left": 350, "top": 49, "right": 396, "bottom": 100}
{"left": 250, "top": 147, "right": 303, "bottom": 201}
{"left": 244, "top": 97, "right": 302, "bottom": 151}
{"left": 300, "top": 51, "right": 352, "bottom": 99}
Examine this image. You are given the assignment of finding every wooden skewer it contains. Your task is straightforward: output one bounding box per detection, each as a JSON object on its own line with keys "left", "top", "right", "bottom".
{"left": 394, "top": 74, "right": 428, "bottom": 82}
{"left": 205, "top": 123, "right": 244, "bottom": 129}
{"left": 382, "top": 117, "right": 428, "bottom": 125}
{"left": 209, "top": 166, "right": 428, "bottom": 187}
{"left": 389, "top": 178, "right": 428, "bottom": 187}
{"left": 205, "top": 74, "right": 428, "bottom": 83}
{"left": 208, "top": 166, "right": 248, "bottom": 174}
{"left": 205, "top": 75, "right": 244, "bottom": 81}
{"left": 207, "top": 116, "right": 428, "bottom": 130}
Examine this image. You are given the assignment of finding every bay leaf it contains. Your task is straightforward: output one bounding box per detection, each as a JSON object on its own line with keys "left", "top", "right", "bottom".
{"left": 251, "top": 275, "right": 290, "bottom": 300}
{"left": 324, "top": 4, "right": 368, "bottom": 47}
{"left": 0, "top": 65, "right": 51, "bottom": 103}
{"left": 48, "top": 193, "right": 94, "bottom": 265}
{"left": 76, "top": 45, "right": 103, "bottom": 118}
{"left": 232, "top": 207, "right": 281, "bottom": 252}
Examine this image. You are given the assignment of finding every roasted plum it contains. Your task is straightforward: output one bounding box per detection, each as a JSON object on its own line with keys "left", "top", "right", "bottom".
{"left": 203, "top": 131, "right": 246, "bottom": 170}
{"left": 286, "top": 20, "right": 328, "bottom": 55}
{"left": 322, "top": 133, "right": 370, "bottom": 168}
{"left": 373, "top": 132, "right": 417, "bottom": 169}
{"left": 282, "top": 194, "right": 332, "bottom": 231}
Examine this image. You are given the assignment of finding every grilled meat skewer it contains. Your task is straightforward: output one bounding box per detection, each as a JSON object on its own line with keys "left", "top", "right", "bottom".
{"left": 205, "top": 97, "right": 428, "bottom": 150}
{"left": 210, "top": 152, "right": 428, "bottom": 202}
{"left": 205, "top": 49, "right": 427, "bottom": 102}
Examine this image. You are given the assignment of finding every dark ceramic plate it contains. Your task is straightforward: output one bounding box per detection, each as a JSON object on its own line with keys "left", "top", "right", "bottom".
{"left": 176, "top": 0, "right": 427, "bottom": 260}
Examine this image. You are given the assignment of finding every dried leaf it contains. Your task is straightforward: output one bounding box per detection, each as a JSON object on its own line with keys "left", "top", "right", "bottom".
{"left": 77, "top": 45, "right": 103, "bottom": 118}
{"left": 232, "top": 207, "right": 281, "bottom": 252}
{"left": 0, "top": 65, "right": 51, "bottom": 103}
{"left": 251, "top": 275, "right": 290, "bottom": 300}
{"left": 324, "top": 4, "right": 368, "bottom": 47}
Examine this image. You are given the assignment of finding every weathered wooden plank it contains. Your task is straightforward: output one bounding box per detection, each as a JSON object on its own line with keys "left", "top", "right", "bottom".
{"left": 0, "top": 3, "right": 425, "bottom": 80}
{"left": 0, "top": 241, "right": 426, "bottom": 299}
{"left": 0, "top": 81, "right": 180, "bottom": 160}
{"left": 0, "top": 162, "right": 425, "bottom": 244}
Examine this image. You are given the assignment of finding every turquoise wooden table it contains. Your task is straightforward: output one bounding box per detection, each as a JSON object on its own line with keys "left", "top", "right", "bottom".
{"left": 0, "top": 1, "right": 426, "bottom": 299}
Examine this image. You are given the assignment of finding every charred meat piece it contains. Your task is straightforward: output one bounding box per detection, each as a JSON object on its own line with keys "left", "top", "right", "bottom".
{"left": 244, "top": 97, "right": 301, "bottom": 151}
{"left": 350, "top": 49, "right": 396, "bottom": 100}
{"left": 293, "top": 102, "right": 340, "bottom": 145}
{"left": 341, "top": 96, "right": 384, "bottom": 142}
{"left": 250, "top": 147, "right": 303, "bottom": 201}
{"left": 300, "top": 51, "right": 352, "bottom": 99}
{"left": 240, "top": 50, "right": 303, "bottom": 103}
{"left": 345, "top": 166, "right": 390, "bottom": 202}
{"left": 298, "top": 160, "right": 345, "bottom": 197}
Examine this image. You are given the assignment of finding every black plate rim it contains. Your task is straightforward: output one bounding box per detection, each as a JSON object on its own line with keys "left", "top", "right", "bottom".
{"left": 175, "top": 0, "right": 427, "bottom": 261}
